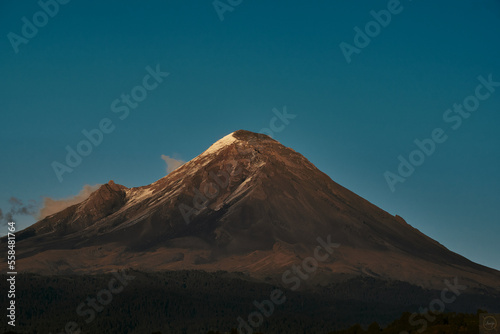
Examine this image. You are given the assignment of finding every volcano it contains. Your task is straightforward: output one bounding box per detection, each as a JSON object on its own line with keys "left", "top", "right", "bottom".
{"left": 9, "top": 130, "right": 500, "bottom": 292}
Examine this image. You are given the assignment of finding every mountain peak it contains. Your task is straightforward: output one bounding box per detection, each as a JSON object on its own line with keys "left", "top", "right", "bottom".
{"left": 200, "top": 130, "right": 273, "bottom": 157}
{"left": 79, "top": 181, "right": 127, "bottom": 218}
{"left": 232, "top": 129, "right": 272, "bottom": 142}
{"left": 201, "top": 132, "right": 238, "bottom": 156}
{"left": 91, "top": 180, "right": 127, "bottom": 195}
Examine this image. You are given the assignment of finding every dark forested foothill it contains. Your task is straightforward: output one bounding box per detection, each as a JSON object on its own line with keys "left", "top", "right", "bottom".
{"left": 1, "top": 271, "right": 498, "bottom": 334}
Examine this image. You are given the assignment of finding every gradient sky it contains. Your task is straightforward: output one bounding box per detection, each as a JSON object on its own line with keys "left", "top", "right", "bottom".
{"left": 1, "top": 1, "right": 499, "bottom": 270}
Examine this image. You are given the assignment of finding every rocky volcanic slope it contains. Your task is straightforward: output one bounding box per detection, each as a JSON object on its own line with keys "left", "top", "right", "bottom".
{"left": 7, "top": 130, "right": 500, "bottom": 292}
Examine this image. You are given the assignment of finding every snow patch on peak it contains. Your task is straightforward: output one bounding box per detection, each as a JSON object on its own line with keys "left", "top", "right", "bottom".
{"left": 201, "top": 132, "right": 238, "bottom": 156}
{"left": 122, "top": 188, "right": 153, "bottom": 210}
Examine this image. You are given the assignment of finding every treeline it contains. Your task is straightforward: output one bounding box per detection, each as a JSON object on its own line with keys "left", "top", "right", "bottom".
{"left": 329, "top": 310, "right": 484, "bottom": 334}
{"left": 200, "top": 311, "right": 484, "bottom": 334}
{"left": 0, "top": 271, "right": 498, "bottom": 333}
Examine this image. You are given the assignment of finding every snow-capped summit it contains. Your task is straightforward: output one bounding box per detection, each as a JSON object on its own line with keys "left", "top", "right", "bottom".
{"left": 200, "top": 132, "right": 238, "bottom": 156}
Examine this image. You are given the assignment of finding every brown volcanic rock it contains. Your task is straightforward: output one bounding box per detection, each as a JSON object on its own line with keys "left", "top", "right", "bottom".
{"left": 79, "top": 180, "right": 126, "bottom": 218}
{"left": 7, "top": 130, "right": 500, "bottom": 292}
{"left": 23, "top": 180, "right": 126, "bottom": 239}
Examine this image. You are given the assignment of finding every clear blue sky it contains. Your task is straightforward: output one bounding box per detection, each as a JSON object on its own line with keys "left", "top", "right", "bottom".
{"left": 1, "top": 1, "right": 499, "bottom": 270}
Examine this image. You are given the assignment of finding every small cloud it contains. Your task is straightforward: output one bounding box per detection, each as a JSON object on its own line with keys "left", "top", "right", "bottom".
{"left": 161, "top": 155, "right": 185, "bottom": 174}
{"left": 38, "top": 184, "right": 101, "bottom": 220}
{"left": 9, "top": 197, "right": 22, "bottom": 207}
{"left": 0, "top": 197, "right": 38, "bottom": 226}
